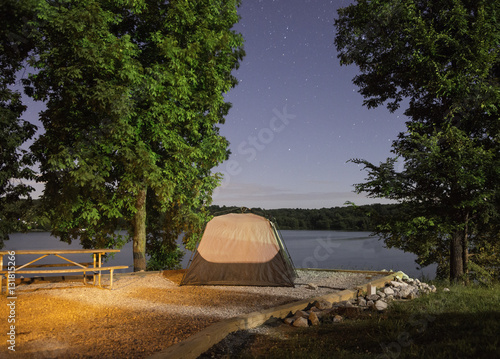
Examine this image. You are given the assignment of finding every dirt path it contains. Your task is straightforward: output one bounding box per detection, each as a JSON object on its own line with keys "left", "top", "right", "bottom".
{"left": 0, "top": 270, "right": 378, "bottom": 358}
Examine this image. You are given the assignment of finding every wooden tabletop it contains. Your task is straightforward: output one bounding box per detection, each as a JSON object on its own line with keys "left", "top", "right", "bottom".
{"left": 0, "top": 249, "right": 121, "bottom": 255}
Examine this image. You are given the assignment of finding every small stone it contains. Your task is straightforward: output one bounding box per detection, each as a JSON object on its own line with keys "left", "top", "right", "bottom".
{"left": 306, "top": 283, "right": 318, "bottom": 290}
{"left": 399, "top": 287, "right": 413, "bottom": 299}
{"left": 358, "top": 298, "right": 367, "bottom": 307}
{"left": 374, "top": 300, "right": 388, "bottom": 311}
{"left": 284, "top": 317, "right": 294, "bottom": 325}
{"left": 443, "top": 288, "right": 450, "bottom": 292}
{"left": 345, "top": 301, "right": 354, "bottom": 308}
{"left": 293, "top": 310, "right": 309, "bottom": 319}
{"left": 430, "top": 285, "right": 437, "bottom": 293}
{"left": 377, "top": 291, "right": 386, "bottom": 298}
{"left": 314, "top": 300, "right": 332, "bottom": 310}
{"left": 367, "top": 294, "right": 380, "bottom": 301}
{"left": 366, "top": 300, "right": 374, "bottom": 307}
{"left": 383, "top": 287, "right": 395, "bottom": 296}
{"left": 333, "top": 315, "right": 343, "bottom": 323}
{"left": 293, "top": 317, "right": 309, "bottom": 327}
{"left": 309, "top": 312, "right": 320, "bottom": 326}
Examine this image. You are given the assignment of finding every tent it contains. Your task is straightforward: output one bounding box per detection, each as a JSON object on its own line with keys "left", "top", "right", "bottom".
{"left": 180, "top": 213, "right": 296, "bottom": 287}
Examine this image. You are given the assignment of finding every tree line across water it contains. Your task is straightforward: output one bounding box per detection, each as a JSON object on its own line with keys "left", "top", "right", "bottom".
{"left": 209, "top": 204, "right": 400, "bottom": 231}
{"left": 23, "top": 201, "right": 397, "bottom": 233}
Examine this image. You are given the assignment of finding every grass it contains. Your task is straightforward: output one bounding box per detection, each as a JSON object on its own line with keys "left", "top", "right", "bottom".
{"left": 216, "top": 282, "right": 500, "bottom": 358}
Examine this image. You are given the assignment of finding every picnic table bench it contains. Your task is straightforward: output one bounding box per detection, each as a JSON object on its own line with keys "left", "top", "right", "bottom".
{"left": 0, "top": 249, "right": 128, "bottom": 294}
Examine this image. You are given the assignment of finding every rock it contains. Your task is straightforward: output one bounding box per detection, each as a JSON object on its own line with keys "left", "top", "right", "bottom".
{"left": 293, "top": 317, "right": 309, "bottom": 327}
{"left": 383, "top": 287, "right": 395, "bottom": 296}
{"left": 374, "top": 300, "right": 388, "bottom": 311}
{"left": 309, "top": 312, "right": 320, "bottom": 326}
{"left": 443, "top": 288, "right": 450, "bottom": 292}
{"left": 377, "top": 291, "right": 386, "bottom": 298}
{"left": 333, "top": 315, "right": 343, "bottom": 323}
{"left": 357, "top": 298, "right": 367, "bottom": 307}
{"left": 366, "top": 300, "right": 374, "bottom": 307}
{"left": 385, "top": 294, "right": 394, "bottom": 301}
{"left": 399, "top": 287, "right": 413, "bottom": 299}
{"left": 293, "top": 310, "right": 309, "bottom": 319}
{"left": 284, "top": 317, "right": 294, "bottom": 325}
{"left": 345, "top": 301, "right": 354, "bottom": 308}
{"left": 390, "top": 280, "right": 408, "bottom": 288}
{"left": 306, "top": 283, "right": 318, "bottom": 290}
{"left": 430, "top": 285, "right": 437, "bottom": 293}
{"left": 367, "top": 294, "right": 380, "bottom": 301}
{"left": 314, "top": 300, "right": 332, "bottom": 310}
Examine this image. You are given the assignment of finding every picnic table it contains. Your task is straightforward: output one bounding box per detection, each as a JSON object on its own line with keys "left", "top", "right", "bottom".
{"left": 0, "top": 249, "right": 128, "bottom": 294}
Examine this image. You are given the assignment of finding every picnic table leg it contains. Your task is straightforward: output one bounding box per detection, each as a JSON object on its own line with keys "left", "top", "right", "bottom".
{"left": 110, "top": 269, "right": 114, "bottom": 289}
{"left": 93, "top": 254, "right": 97, "bottom": 286}
{"left": 0, "top": 255, "right": 3, "bottom": 295}
{"left": 98, "top": 253, "right": 102, "bottom": 287}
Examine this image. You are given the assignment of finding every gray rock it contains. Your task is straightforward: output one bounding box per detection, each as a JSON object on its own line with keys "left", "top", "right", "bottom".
{"left": 443, "top": 287, "right": 450, "bottom": 292}
{"left": 367, "top": 294, "right": 380, "bottom": 301}
{"left": 357, "top": 298, "right": 367, "bottom": 307}
{"left": 430, "top": 285, "right": 437, "bottom": 293}
{"left": 377, "top": 291, "right": 387, "bottom": 298}
{"left": 366, "top": 300, "right": 374, "bottom": 307}
{"left": 306, "top": 283, "right": 318, "bottom": 290}
{"left": 383, "top": 287, "right": 395, "bottom": 296}
{"left": 399, "top": 287, "right": 413, "bottom": 299}
{"left": 293, "top": 317, "right": 309, "bottom": 327}
{"left": 284, "top": 317, "right": 294, "bottom": 325}
{"left": 345, "top": 301, "right": 354, "bottom": 308}
{"left": 293, "top": 310, "right": 309, "bottom": 318}
{"left": 374, "top": 300, "right": 388, "bottom": 311}
{"left": 314, "top": 300, "right": 332, "bottom": 310}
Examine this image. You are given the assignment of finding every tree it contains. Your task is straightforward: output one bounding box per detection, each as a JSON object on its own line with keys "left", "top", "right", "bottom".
{"left": 335, "top": 0, "right": 500, "bottom": 281}
{"left": 27, "top": 0, "right": 243, "bottom": 270}
{"left": 0, "top": 0, "right": 37, "bottom": 246}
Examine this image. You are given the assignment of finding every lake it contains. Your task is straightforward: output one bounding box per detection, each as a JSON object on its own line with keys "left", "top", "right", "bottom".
{"left": 3, "top": 230, "right": 437, "bottom": 279}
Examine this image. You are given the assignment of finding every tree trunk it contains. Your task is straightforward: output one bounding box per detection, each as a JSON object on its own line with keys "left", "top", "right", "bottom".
{"left": 450, "top": 231, "right": 464, "bottom": 282}
{"left": 463, "top": 214, "right": 469, "bottom": 281}
{"left": 133, "top": 188, "right": 147, "bottom": 271}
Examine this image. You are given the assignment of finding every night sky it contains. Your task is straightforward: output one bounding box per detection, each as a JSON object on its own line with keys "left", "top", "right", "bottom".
{"left": 212, "top": 0, "right": 406, "bottom": 209}
{"left": 21, "top": 0, "right": 408, "bottom": 209}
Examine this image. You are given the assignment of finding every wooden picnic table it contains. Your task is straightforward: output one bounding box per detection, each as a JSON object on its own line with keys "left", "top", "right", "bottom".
{"left": 0, "top": 249, "right": 128, "bottom": 293}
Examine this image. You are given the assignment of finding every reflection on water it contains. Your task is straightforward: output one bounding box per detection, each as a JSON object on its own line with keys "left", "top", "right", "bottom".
{"left": 4, "top": 230, "right": 437, "bottom": 279}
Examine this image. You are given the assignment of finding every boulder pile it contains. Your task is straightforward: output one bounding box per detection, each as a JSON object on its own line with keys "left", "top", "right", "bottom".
{"left": 284, "top": 275, "right": 437, "bottom": 328}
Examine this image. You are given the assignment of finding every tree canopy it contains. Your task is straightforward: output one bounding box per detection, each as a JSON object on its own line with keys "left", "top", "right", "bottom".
{"left": 336, "top": 0, "right": 500, "bottom": 282}
{"left": 0, "top": 0, "right": 37, "bottom": 246}
{"left": 2, "top": 0, "right": 244, "bottom": 270}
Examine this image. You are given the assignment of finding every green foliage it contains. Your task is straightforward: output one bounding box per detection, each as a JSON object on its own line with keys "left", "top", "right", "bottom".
{"left": 229, "top": 282, "right": 500, "bottom": 358}
{"left": 0, "top": 0, "right": 38, "bottom": 247}
{"left": 12, "top": 0, "right": 244, "bottom": 269}
{"left": 336, "top": 0, "right": 500, "bottom": 281}
{"left": 146, "top": 243, "right": 184, "bottom": 271}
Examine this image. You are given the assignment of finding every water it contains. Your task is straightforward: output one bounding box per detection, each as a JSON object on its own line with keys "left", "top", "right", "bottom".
{"left": 3, "top": 230, "right": 436, "bottom": 279}
{"left": 279, "top": 230, "right": 436, "bottom": 279}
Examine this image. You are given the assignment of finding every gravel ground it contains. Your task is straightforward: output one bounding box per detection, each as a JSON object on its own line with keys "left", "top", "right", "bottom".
{"left": 0, "top": 270, "right": 383, "bottom": 358}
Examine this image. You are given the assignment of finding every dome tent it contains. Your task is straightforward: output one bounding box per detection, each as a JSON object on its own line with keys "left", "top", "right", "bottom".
{"left": 180, "top": 213, "right": 296, "bottom": 287}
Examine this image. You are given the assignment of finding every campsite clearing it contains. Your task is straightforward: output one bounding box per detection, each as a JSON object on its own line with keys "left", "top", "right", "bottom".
{"left": 0, "top": 269, "right": 383, "bottom": 358}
